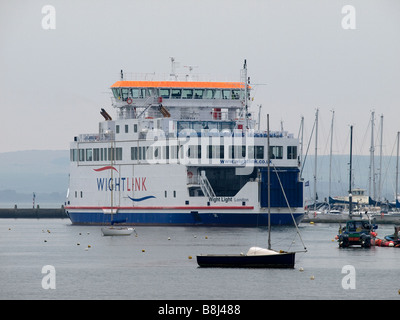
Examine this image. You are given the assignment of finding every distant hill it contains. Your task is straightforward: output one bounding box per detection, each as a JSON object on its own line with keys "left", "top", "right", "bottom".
{"left": 0, "top": 150, "right": 69, "bottom": 207}
{"left": 0, "top": 150, "right": 397, "bottom": 207}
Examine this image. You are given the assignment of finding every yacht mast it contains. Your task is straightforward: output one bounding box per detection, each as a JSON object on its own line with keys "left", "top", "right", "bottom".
{"left": 314, "top": 108, "right": 319, "bottom": 210}
{"left": 349, "top": 125, "right": 353, "bottom": 217}
{"left": 369, "top": 111, "right": 375, "bottom": 200}
{"left": 329, "top": 109, "right": 335, "bottom": 208}
{"left": 396, "top": 132, "right": 399, "bottom": 210}
{"left": 267, "top": 114, "right": 271, "bottom": 250}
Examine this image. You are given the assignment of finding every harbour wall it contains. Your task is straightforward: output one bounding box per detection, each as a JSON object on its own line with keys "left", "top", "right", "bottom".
{"left": 0, "top": 206, "right": 68, "bottom": 219}
{"left": 302, "top": 212, "right": 400, "bottom": 225}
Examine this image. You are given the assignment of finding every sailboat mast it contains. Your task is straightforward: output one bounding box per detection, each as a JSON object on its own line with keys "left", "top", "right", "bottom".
{"left": 396, "top": 132, "right": 399, "bottom": 210}
{"left": 314, "top": 108, "right": 319, "bottom": 210}
{"left": 378, "top": 114, "right": 383, "bottom": 202}
{"left": 349, "top": 125, "right": 353, "bottom": 217}
{"left": 267, "top": 114, "right": 271, "bottom": 250}
{"left": 329, "top": 110, "right": 335, "bottom": 208}
{"left": 369, "top": 111, "right": 375, "bottom": 200}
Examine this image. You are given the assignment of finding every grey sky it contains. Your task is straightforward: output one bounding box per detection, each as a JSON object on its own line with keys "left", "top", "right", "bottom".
{"left": 0, "top": 0, "right": 399, "bottom": 156}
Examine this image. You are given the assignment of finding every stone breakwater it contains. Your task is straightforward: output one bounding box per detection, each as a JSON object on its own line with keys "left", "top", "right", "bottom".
{"left": 0, "top": 206, "right": 67, "bottom": 219}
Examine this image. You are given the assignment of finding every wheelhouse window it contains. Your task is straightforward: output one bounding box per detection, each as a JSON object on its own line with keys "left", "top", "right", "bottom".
{"left": 131, "top": 88, "right": 140, "bottom": 98}
{"left": 269, "top": 146, "right": 283, "bottom": 159}
{"left": 112, "top": 88, "right": 120, "bottom": 99}
{"left": 121, "top": 88, "right": 129, "bottom": 101}
{"left": 231, "top": 90, "right": 240, "bottom": 100}
{"left": 171, "top": 89, "right": 182, "bottom": 99}
{"left": 182, "top": 89, "right": 193, "bottom": 99}
{"left": 204, "top": 89, "right": 214, "bottom": 99}
{"left": 194, "top": 89, "right": 204, "bottom": 99}
{"left": 255, "top": 146, "right": 264, "bottom": 159}
{"left": 287, "top": 146, "right": 297, "bottom": 159}
{"left": 160, "top": 89, "right": 170, "bottom": 99}
{"left": 222, "top": 90, "right": 231, "bottom": 99}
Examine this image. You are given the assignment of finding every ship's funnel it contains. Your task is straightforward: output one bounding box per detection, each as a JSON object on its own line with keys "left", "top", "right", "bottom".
{"left": 100, "top": 108, "right": 112, "bottom": 121}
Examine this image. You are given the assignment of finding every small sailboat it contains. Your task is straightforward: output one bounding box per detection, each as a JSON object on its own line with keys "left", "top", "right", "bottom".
{"left": 101, "top": 138, "right": 134, "bottom": 237}
{"left": 101, "top": 225, "right": 135, "bottom": 236}
{"left": 196, "top": 115, "right": 306, "bottom": 268}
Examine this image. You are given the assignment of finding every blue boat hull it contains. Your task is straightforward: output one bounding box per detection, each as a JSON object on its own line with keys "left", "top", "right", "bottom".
{"left": 66, "top": 210, "right": 304, "bottom": 227}
{"left": 196, "top": 252, "right": 295, "bottom": 268}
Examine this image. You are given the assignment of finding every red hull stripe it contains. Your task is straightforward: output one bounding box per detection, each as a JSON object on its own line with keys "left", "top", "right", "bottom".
{"left": 93, "top": 166, "right": 118, "bottom": 172}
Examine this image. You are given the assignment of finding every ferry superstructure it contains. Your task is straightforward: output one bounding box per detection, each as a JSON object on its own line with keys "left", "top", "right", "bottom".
{"left": 65, "top": 61, "right": 304, "bottom": 226}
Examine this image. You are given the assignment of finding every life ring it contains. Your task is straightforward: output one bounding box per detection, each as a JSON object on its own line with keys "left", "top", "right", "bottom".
{"left": 127, "top": 98, "right": 133, "bottom": 105}
{"left": 187, "top": 171, "right": 193, "bottom": 179}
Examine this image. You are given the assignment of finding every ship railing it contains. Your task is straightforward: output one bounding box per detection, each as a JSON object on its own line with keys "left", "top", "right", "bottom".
{"left": 77, "top": 134, "right": 100, "bottom": 142}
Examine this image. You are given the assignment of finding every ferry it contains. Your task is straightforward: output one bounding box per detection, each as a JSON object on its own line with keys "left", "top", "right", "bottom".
{"left": 65, "top": 60, "right": 304, "bottom": 226}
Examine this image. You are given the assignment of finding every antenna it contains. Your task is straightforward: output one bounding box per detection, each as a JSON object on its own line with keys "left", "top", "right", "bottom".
{"left": 169, "top": 57, "right": 179, "bottom": 80}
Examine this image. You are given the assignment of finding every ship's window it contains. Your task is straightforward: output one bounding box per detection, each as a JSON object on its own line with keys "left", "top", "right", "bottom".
{"left": 160, "top": 89, "right": 170, "bottom": 99}
{"left": 116, "top": 125, "right": 120, "bottom": 134}
{"left": 134, "top": 124, "right": 138, "bottom": 133}
{"left": 146, "top": 146, "right": 153, "bottom": 160}
{"left": 207, "top": 146, "right": 213, "bottom": 159}
{"left": 220, "top": 145, "right": 224, "bottom": 159}
{"left": 188, "top": 145, "right": 201, "bottom": 159}
{"left": 214, "top": 90, "right": 222, "bottom": 99}
{"left": 165, "top": 191, "right": 167, "bottom": 198}
{"left": 204, "top": 89, "right": 214, "bottom": 99}
{"left": 131, "top": 88, "right": 140, "bottom": 98}
{"left": 174, "top": 191, "right": 176, "bottom": 198}
{"left": 287, "top": 146, "right": 297, "bottom": 159}
{"left": 221, "top": 122, "right": 234, "bottom": 131}
{"left": 255, "top": 146, "right": 264, "bottom": 159}
{"left": 171, "top": 89, "right": 181, "bottom": 99}
{"left": 154, "top": 147, "right": 160, "bottom": 159}
{"left": 140, "top": 89, "right": 148, "bottom": 98}
{"left": 207, "top": 121, "right": 218, "bottom": 130}
{"left": 79, "top": 149, "right": 85, "bottom": 161}
{"left": 80, "top": 191, "right": 83, "bottom": 198}
{"left": 121, "top": 88, "right": 129, "bottom": 101}
{"left": 125, "top": 125, "right": 129, "bottom": 133}
{"left": 269, "top": 146, "right": 283, "bottom": 159}
{"left": 108, "top": 148, "right": 114, "bottom": 161}
{"left": 112, "top": 88, "right": 120, "bottom": 99}
{"left": 75, "top": 191, "right": 77, "bottom": 198}
{"left": 194, "top": 89, "right": 204, "bottom": 99}
{"left": 222, "top": 90, "right": 231, "bottom": 99}
{"left": 229, "top": 146, "right": 245, "bottom": 159}
{"left": 177, "top": 121, "right": 190, "bottom": 131}
{"left": 71, "top": 149, "right": 78, "bottom": 161}
{"left": 86, "top": 149, "right": 93, "bottom": 161}
{"left": 170, "top": 145, "right": 179, "bottom": 159}
{"left": 232, "top": 90, "right": 240, "bottom": 100}
{"left": 116, "top": 147, "right": 122, "bottom": 160}
{"left": 93, "top": 149, "right": 100, "bottom": 161}
{"left": 182, "top": 89, "right": 193, "bottom": 99}
{"left": 131, "top": 147, "right": 138, "bottom": 160}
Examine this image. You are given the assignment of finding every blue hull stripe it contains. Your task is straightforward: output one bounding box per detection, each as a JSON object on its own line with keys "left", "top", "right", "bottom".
{"left": 66, "top": 211, "right": 304, "bottom": 226}
{"left": 128, "top": 195, "right": 156, "bottom": 202}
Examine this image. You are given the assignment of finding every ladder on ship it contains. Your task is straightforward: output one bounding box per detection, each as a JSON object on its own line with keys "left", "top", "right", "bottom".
{"left": 199, "top": 170, "right": 216, "bottom": 198}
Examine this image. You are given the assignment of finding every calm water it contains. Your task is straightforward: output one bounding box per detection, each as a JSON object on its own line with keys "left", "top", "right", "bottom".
{"left": 1, "top": 218, "right": 399, "bottom": 300}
